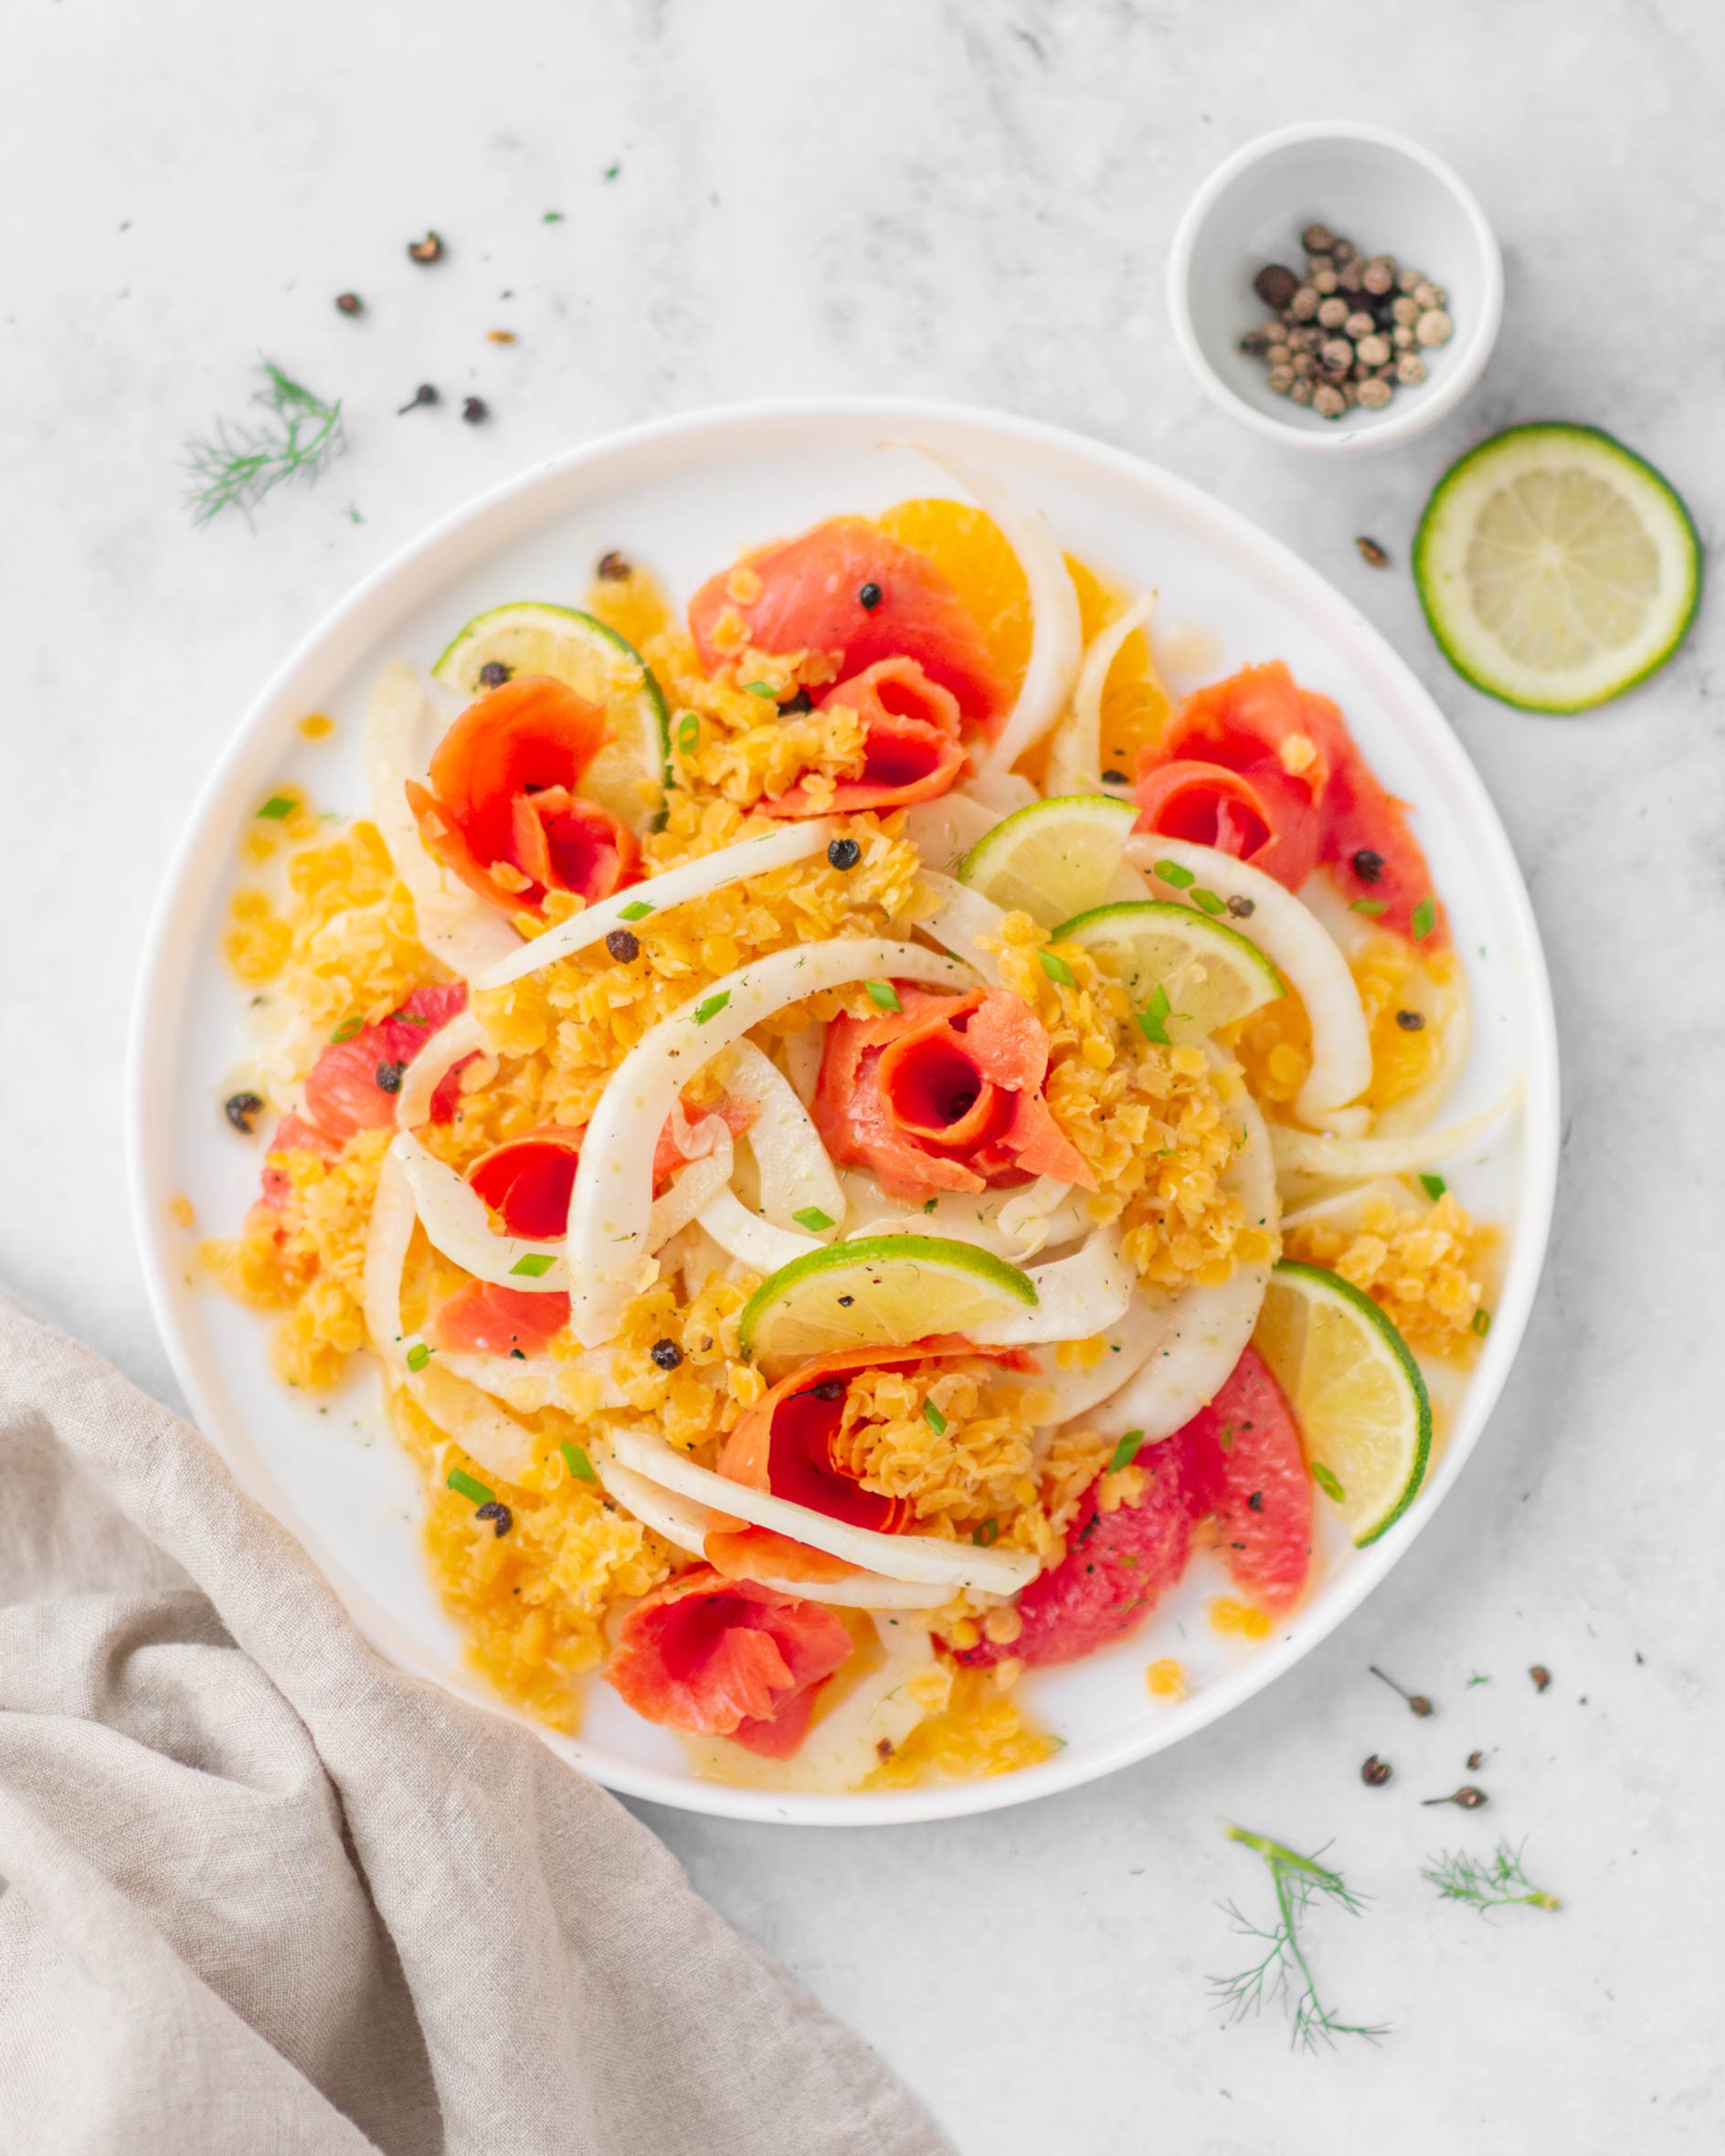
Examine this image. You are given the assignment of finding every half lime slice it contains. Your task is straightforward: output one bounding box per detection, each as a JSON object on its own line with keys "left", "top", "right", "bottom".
{"left": 1253, "top": 1261, "right": 1432, "bottom": 1547}
{"left": 1413, "top": 423, "right": 1700, "bottom": 713}
{"left": 1053, "top": 898, "right": 1282, "bottom": 1042}
{"left": 739, "top": 1235, "right": 1038, "bottom": 1377}
{"left": 957, "top": 792, "right": 1140, "bottom": 927}
{"left": 433, "top": 601, "right": 672, "bottom": 830}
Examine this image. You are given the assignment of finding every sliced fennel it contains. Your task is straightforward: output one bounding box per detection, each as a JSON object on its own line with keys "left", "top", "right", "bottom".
{"left": 1045, "top": 589, "right": 1156, "bottom": 799}
{"left": 394, "top": 1009, "right": 488, "bottom": 1131}
{"left": 717, "top": 1038, "right": 844, "bottom": 1229}
{"left": 393, "top": 1132, "right": 570, "bottom": 1291}
{"left": 967, "top": 1229, "right": 1134, "bottom": 1347}
{"left": 915, "top": 872, "right": 1008, "bottom": 983}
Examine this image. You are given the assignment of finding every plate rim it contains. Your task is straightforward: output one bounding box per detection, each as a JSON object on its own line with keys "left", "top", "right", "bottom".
{"left": 126, "top": 394, "right": 1561, "bottom": 1826}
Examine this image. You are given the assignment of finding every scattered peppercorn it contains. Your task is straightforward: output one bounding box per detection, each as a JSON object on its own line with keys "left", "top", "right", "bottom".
{"left": 1422, "top": 1785, "right": 1488, "bottom": 1809}
{"left": 778, "top": 687, "right": 814, "bottom": 713}
{"left": 1225, "top": 894, "right": 1255, "bottom": 919}
{"left": 1530, "top": 1665, "right": 1551, "bottom": 1692}
{"left": 1370, "top": 1664, "right": 1434, "bottom": 1716}
{"left": 461, "top": 396, "right": 489, "bottom": 424}
{"left": 605, "top": 927, "right": 640, "bottom": 962}
{"left": 478, "top": 660, "right": 512, "bottom": 688}
{"left": 1243, "top": 224, "right": 1453, "bottom": 419}
{"left": 224, "top": 1091, "right": 266, "bottom": 1134}
{"left": 1247, "top": 1491, "right": 1264, "bottom": 1511}
{"left": 1361, "top": 1755, "right": 1392, "bottom": 1786}
{"left": 397, "top": 384, "right": 439, "bottom": 415}
{"left": 811, "top": 1379, "right": 845, "bottom": 1400}
{"left": 858, "top": 582, "right": 883, "bottom": 611}
{"left": 1395, "top": 1009, "right": 1426, "bottom": 1032}
{"left": 1101, "top": 768, "right": 1129, "bottom": 785}
{"left": 1253, "top": 263, "right": 1299, "bottom": 311}
{"left": 474, "top": 1501, "right": 513, "bottom": 1537}
{"left": 1466, "top": 1749, "right": 1487, "bottom": 1770}
{"left": 650, "top": 1338, "right": 683, "bottom": 1371}
{"left": 827, "top": 837, "right": 862, "bottom": 871}
{"left": 1351, "top": 848, "right": 1385, "bottom": 883}
{"left": 375, "top": 1060, "right": 407, "bottom": 1094}
{"left": 1355, "top": 536, "right": 1390, "bottom": 569}
{"left": 597, "top": 551, "right": 631, "bottom": 580}
{"left": 837, "top": 1295, "right": 854, "bottom": 1307}
{"left": 407, "top": 231, "right": 445, "bottom": 263}
{"left": 334, "top": 291, "right": 363, "bottom": 316}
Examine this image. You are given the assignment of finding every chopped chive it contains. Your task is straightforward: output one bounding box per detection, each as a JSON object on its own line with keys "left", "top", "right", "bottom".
{"left": 693, "top": 990, "right": 730, "bottom": 1024}
{"left": 257, "top": 794, "right": 297, "bottom": 820}
{"left": 1413, "top": 896, "right": 1436, "bottom": 940}
{"left": 405, "top": 1340, "right": 431, "bottom": 1372}
{"left": 791, "top": 1207, "right": 835, "bottom": 1232}
{"left": 559, "top": 1440, "right": 598, "bottom": 1484}
{"left": 1154, "top": 859, "right": 1194, "bottom": 889}
{"left": 1190, "top": 887, "right": 1226, "bottom": 916}
{"left": 619, "top": 899, "right": 655, "bottom": 921}
{"left": 511, "top": 1251, "right": 556, "bottom": 1277}
{"left": 742, "top": 680, "right": 777, "bottom": 699}
{"left": 676, "top": 713, "right": 699, "bottom": 753}
{"left": 1311, "top": 1462, "right": 1346, "bottom": 1504}
{"left": 863, "top": 979, "right": 901, "bottom": 1012}
{"left": 1419, "top": 1172, "right": 1447, "bottom": 1200}
{"left": 923, "top": 1398, "right": 948, "bottom": 1436}
{"left": 330, "top": 1015, "right": 365, "bottom": 1043}
{"left": 1350, "top": 898, "right": 1388, "bottom": 917}
{"left": 1107, "top": 1429, "right": 1145, "bottom": 1474}
{"left": 1037, "top": 949, "right": 1075, "bottom": 987}
{"left": 447, "top": 1467, "right": 494, "bottom": 1506}
{"left": 971, "top": 1517, "right": 1000, "bottom": 1547}
{"left": 1472, "top": 1307, "right": 1492, "bottom": 1337}
{"left": 1137, "top": 980, "right": 1172, "bottom": 1045}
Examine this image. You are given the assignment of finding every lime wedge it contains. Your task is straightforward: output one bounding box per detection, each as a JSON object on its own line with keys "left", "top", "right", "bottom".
{"left": 432, "top": 601, "right": 671, "bottom": 830}
{"left": 1413, "top": 423, "right": 1700, "bottom": 713}
{"left": 957, "top": 792, "right": 1140, "bottom": 927}
{"left": 1053, "top": 898, "right": 1282, "bottom": 1042}
{"left": 1253, "top": 1261, "right": 1432, "bottom": 1547}
{"left": 739, "top": 1235, "right": 1038, "bottom": 1376}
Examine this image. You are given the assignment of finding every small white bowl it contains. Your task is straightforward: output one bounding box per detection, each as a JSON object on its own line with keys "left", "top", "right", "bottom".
{"left": 1169, "top": 122, "right": 1503, "bottom": 456}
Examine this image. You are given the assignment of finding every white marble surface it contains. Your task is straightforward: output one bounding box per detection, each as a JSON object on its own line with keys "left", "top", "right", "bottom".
{"left": 5, "top": 2, "right": 1721, "bottom": 2147}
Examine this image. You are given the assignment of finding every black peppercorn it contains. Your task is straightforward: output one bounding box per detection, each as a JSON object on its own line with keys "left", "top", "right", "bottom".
{"left": 605, "top": 927, "right": 640, "bottom": 962}
{"left": 1360, "top": 1754, "right": 1392, "bottom": 1786}
{"left": 1355, "top": 535, "right": 1390, "bottom": 569}
{"left": 858, "top": 582, "right": 883, "bottom": 611}
{"left": 1395, "top": 1009, "right": 1425, "bottom": 1031}
{"left": 475, "top": 1501, "right": 513, "bottom": 1537}
{"left": 407, "top": 231, "right": 445, "bottom": 263}
{"left": 811, "top": 1379, "right": 845, "bottom": 1400}
{"left": 1351, "top": 848, "right": 1385, "bottom": 883}
{"left": 224, "top": 1091, "right": 266, "bottom": 1134}
{"left": 778, "top": 687, "right": 814, "bottom": 713}
{"left": 461, "top": 396, "right": 488, "bottom": 424}
{"left": 597, "top": 551, "right": 631, "bottom": 581}
{"left": 837, "top": 1295, "right": 854, "bottom": 1307}
{"left": 1529, "top": 1665, "right": 1551, "bottom": 1692}
{"left": 827, "top": 837, "right": 862, "bottom": 871}
{"left": 334, "top": 291, "right": 363, "bottom": 316}
{"left": 1101, "top": 769, "right": 1129, "bottom": 786}
{"left": 478, "top": 660, "right": 512, "bottom": 688}
{"left": 375, "top": 1060, "right": 407, "bottom": 1094}
{"left": 1226, "top": 894, "right": 1256, "bottom": 919}
{"left": 397, "top": 384, "right": 439, "bottom": 415}
{"left": 650, "top": 1338, "right": 683, "bottom": 1371}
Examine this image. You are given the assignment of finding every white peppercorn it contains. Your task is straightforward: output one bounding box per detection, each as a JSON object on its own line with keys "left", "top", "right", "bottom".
{"left": 1321, "top": 337, "right": 1355, "bottom": 372}
{"left": 1396, "top": 352, "right": 1428, "bottom": 386}
{"left": 1312, "top": 383, "right": 1346, "bottom": 418}
{"left": 1338, "top": 259, "right": 1365, "bottom": 292}
{"left": 1289, "top": 286, "right": 1320, "bottom": 321}
{"left": 1266, "top": 343, "right": 1292, "bottom": 366}
{"left": 1341, "top": 379, "right": 1359, "bottom": 406}
{"left": 1330, "top": 238, "right": 1355, "bottom": 266}
{"left": 1344, "top": 310, "right": 1376, "bottom": 340}
{"left": 1413, "top": 280, "right": 1442, "bottom": 311}
{"left": 1357, "top": 376, "right": 1392, "bottom": 409}
{"left": 1415, "top": 308, "right": 1453, "bottom": 347}
{"left": 1288, "top": 324, "right": 1322, "bottom": 353}
{"left": 1392, "top": 323, "right": 1414, "bottom": 349}
{"left": 1265, "top": 364, "right": 1295, "bottom": 394}
{"left": 1289, "top": 377, "right": 1314, "bottom": 405}
{"left": 1238, "top": 222, "right": 1451, "bottom": 423}
{"left": 1312, "top": 268, "right": 1339, "bottom": 295}
{"left": 1355, "top": 333, "right": 1391, "bottom": 368}
{"left": 1317, "top": 296, "right": 1349, "bottom": 329}
{"left": 1291, "top": 351, "right": 1316, "bottom": 376}
{"left": 1398, "top": 266, "right": 1423, "bottom": 293}
{"left": 1392, "top": 294, "right": 1421, "bottom": 326}
{"left": 1301, "top": 222, "right": 1336, "bottom": 254}
{"left": 1361, "top": 257, "right": 1395, "bottom": 296}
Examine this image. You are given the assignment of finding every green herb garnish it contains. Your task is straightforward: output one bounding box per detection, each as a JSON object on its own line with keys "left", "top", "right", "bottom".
{"left": 1311, "top": 1462, "right": 1346, "bottom": 1504}
{"left": 1191, "top": 887, "right": 1226, "bottom": 916}
{"left": 923, "top": 1398, "right": 948, "bottom": 1436}
{"left": 1137, "top": 981, "right": 1172, "bottom": 1045}
{"left": 1037, "top": 949, "right": 1075, "bottom": 986}
{"left": 544, "top": 210, "right": 565, "bottom": 223}
{"left": 330, "top": 1015, "right": 365, "bottom": 1043}
{"left": 1419, "top": 1173, "right": 1446, "bottom": 1200}
{"left": 1107, "top": 1429, "right": 1145, "bottom": 1474}
{"left": 863, "top": 979, "right": 902, "bottom": 1012}
{"left": 971, "top": 1517, "right": 999, "bottom": 1547}
{"left": 1412, "top": 896, "right": 1435, "bottom": 940}
{"left": 185, "top": 361, "right": 347, "bottom": 526}
{"left": 693, "top": 991, "right": 730, "bottom": 1024}
{"left": 1423, "top": 1838, "right": 1561, "bottom": 1914}
{"left": 923, "top": 1197, "right": 938, "bottom": 1214}
{"left": 559, "top": 1440, "right": 598, "bottom": 1485}
{"left": 510, "top": 1252, "right": 556, "bottom": 1277}
{"left": 1472, "top": 1307, "right": 1491, "bottom": 1337}
{"left": 792, "top": 1208, "right": 835, "bottom": 1232}
{"left": 742, "top": 681, "right": 777, "bottom": 699}
{"left": 446, "top": 1467, "right": 494, "bottom": 1506}
{"left": 1350, "top": 898, "right": 1388, "bottom": 917}
{"left": 1155, "top": 859, "right": 1195, "bottom": 889}
{"left": 676, "top": 713, "right": 699, "bottom": 753}
{"left": 405, "top": 1341, "right": 431, "bottom": 1372}
{"left": 257, "top": 794, "right": 297, "bottom": 820}
{"left": 1211, "top": 1826, "right": 1387, "bottom": 2052}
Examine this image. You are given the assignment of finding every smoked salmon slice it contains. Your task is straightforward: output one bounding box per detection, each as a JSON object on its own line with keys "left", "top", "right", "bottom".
{"left": 813, "top": 985, "right": 1094, "bottom": 1200}
{"left": 430, "top": 1280, "right": 571, "bottom": 1358}
{"left": 607, "top": 1565, "right": 852, "bottom": 1753}
{"left": 759, "top": 658, "right": 967, "bottom": 818}
{"left": 406, "top": 674, "right": 640, "bottom": 917}
{"left": 462, "top": 1097, "right": 755, "bottom": 1242}
{"left": 687, "top": 516, "right": 1011, "bottom": 738}
{"left": 302, "top": 982, "right": 471, "bottom": 1146}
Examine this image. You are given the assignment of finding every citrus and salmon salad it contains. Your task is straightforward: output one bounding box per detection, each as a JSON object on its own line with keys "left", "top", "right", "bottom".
{"left": 206, "top": 452, "right": 1509, "bottom": 1792}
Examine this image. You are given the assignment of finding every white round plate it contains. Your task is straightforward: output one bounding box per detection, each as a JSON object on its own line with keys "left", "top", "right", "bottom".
{"left": 129, "top": 398, "right": 1558, "bottom": 1826}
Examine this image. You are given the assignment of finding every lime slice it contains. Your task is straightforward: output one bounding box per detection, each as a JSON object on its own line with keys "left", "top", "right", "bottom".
{"left": 1253, "top": 1261, "right": 1432, "bottom": 1547}
{"left": 739, "top": 1235, "right": 1038, "bottom": 1376}
{"left": 1053, "top": 898, "right": 1282, "bottom": 1042}
{"left": 1413, "top": 423, "right": 1700, "bottom": 713}
{"left": 957, "top": 792, "right": 1140, "bottom": 927}
{"left": 433, "top": 602, "right": 671, "bottom": 830}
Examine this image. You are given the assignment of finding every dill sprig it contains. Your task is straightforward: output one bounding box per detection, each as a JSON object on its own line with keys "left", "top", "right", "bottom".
{"left": 1423, "top": 1838, "right": 1561, "bottom": 1915}
{"left": 185, "top": 361, "right": 347, "bottom": 526}
{"left": 1209, "top": 1825, "right": 1389, "bottom": 2053}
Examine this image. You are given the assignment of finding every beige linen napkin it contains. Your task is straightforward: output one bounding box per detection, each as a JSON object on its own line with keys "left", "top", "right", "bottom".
{"left": 0, "top": 1294, "right": 951, "bottom": 2156}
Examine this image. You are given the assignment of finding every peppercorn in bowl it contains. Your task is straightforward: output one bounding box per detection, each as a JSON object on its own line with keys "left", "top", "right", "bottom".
{"left": 130, "top": 400, "right": 1556, "bottom": 1823}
